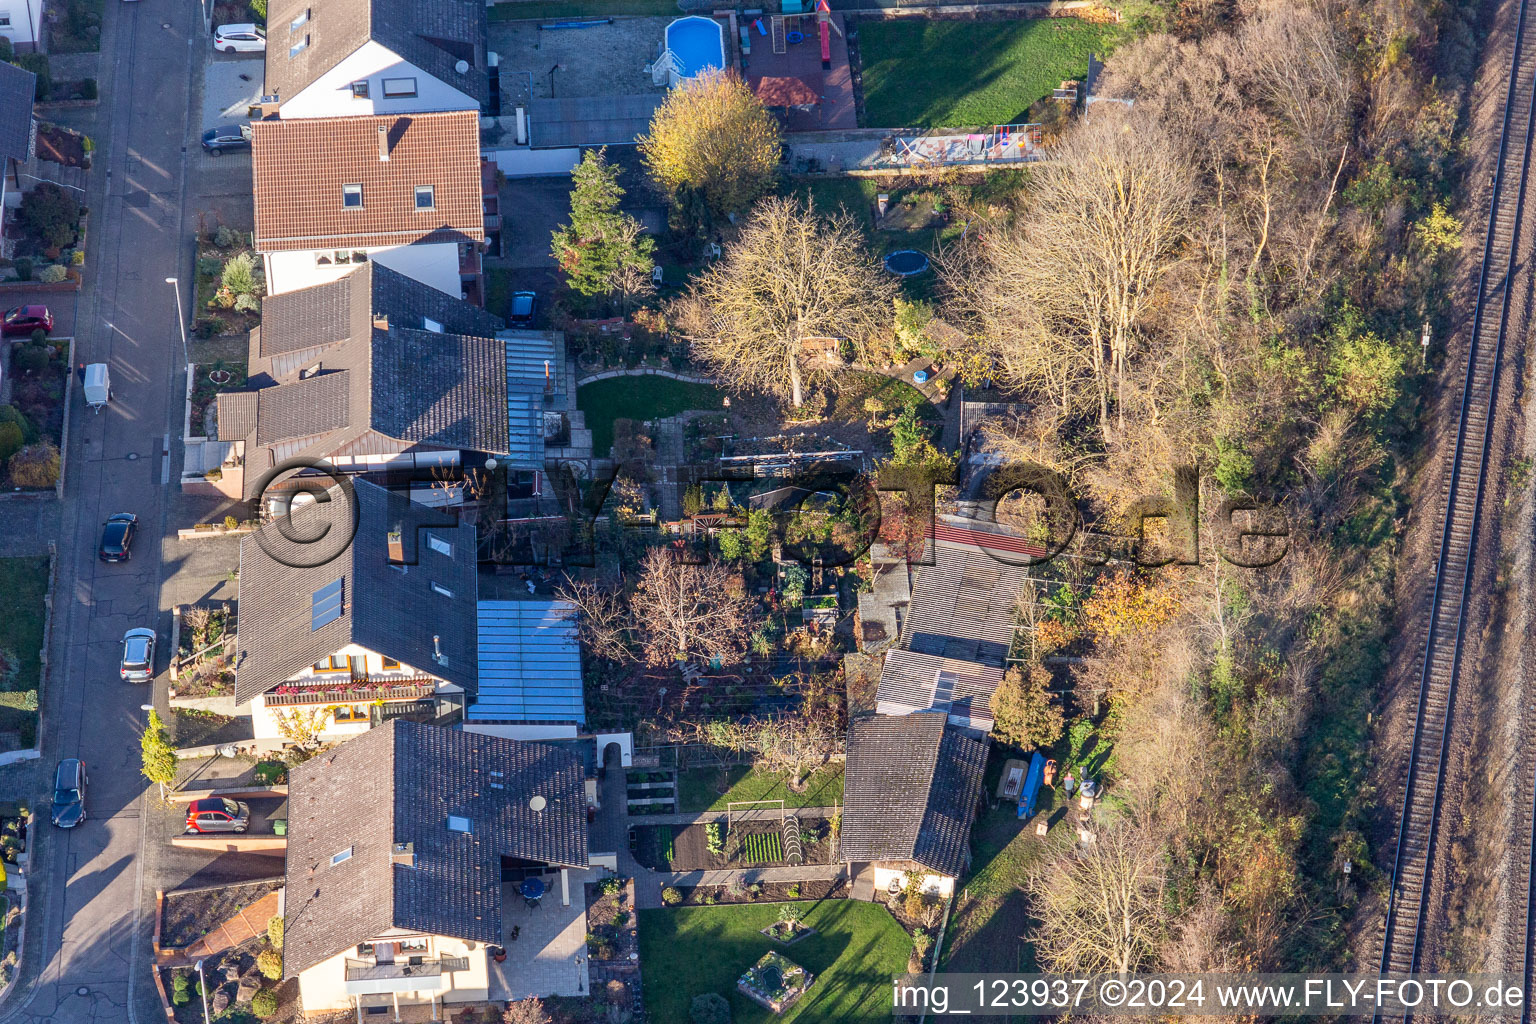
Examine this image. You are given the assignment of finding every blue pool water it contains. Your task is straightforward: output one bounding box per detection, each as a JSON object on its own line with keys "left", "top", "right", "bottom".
{"left": 666, "top": 16, "right": 726, "bottom": 79}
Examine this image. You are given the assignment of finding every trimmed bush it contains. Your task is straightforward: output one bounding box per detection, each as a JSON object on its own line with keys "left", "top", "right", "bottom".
{"left": 255, "top": 948, "right": 282, "bottom": 980}
{"left": 38, "top": 264, "right": 67, "bottom": 284}
{"left": 9, "top": 443, "right": 60, "bottom": 488}
{"left": 0, "top": 691, "right": 38, "bottom": 711}
{"left": 250, "top": 987, "right": 278, "bottom": 1017}
{"left": 661, "top": 886, "right": 682, "bottom": 906}
{"left": 689, "top": 992, "right": 731, "bottom": 1024}
{"left": 266, "top": 914, "right": 284, "bottom": 949}
{"left": 14, "top": 347, "right": 48, "bottom": 374}
{"left": 12, "top": 259, "right": 31, "bottom": 282}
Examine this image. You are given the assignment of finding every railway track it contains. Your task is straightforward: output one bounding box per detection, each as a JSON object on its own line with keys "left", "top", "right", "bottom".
{"left": 1380, "top": 0, "right": 1536, "bottom": 993}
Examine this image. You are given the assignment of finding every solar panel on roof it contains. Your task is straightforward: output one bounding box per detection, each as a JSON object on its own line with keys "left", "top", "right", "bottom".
{"left": 311, "top": 578, "right": 344, "bottom": 631}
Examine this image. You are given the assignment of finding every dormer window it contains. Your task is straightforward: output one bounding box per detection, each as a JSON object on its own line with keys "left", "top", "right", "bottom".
{"left": 351, "top": 80, "right": 369, "bottom": 99}
{"left": 415, "top": 185, "right": 435, "bottom": 210}
{"left": 300, "top": 363, "right": 320, "bottom": 379}
{"left": 290, "top": 7, "right": 309, "bottom": 30}
{"left": 342, "top": 184, "right": 363, "bottom": 209}
{"left": 289, "top": 34, "right": 309, "bottom": 57}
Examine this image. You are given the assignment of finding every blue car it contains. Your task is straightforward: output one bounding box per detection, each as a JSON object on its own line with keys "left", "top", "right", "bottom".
{"left": 510, "top": 291, "right": 537, "bottom": 326}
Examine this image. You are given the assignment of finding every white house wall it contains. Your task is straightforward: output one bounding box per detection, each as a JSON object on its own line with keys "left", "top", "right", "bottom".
{"left": 264, "top": 242, "right": 460, "bottom": 298}
{"left": 0, "top": 0, "right": 44, "bottom": 50}
{"left": 297, "top": 936, "right": 490, "bottom": 1012}
{"left": 278, "top": 42, "right": 479, "bottom": 119}
{"left": 247, "top": 642, "right": 452, "bottom": 741}
{"left": 871, "top": 865, "right": 956, "bottom": 898}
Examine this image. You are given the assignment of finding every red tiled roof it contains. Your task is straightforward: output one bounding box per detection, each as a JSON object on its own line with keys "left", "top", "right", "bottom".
{"left": 252, "top": 111, "right": 485, "bottom": 252}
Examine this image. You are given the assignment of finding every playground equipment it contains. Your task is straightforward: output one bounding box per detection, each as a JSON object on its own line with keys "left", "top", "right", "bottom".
{"left": 815, "top": 0, "right": 838, "bottom": 69}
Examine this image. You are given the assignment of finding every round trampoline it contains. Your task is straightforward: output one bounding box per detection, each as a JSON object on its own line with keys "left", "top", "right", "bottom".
{"left": 884, "top": 249, "right": 929, "bottom": 276}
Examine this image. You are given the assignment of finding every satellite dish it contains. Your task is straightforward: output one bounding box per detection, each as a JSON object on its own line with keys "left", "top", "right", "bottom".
{"left": 529, "top": 795, "right": 546, "bottom": 812}
{"left": 455, "top": 59, "right": 470, "bottom": 74}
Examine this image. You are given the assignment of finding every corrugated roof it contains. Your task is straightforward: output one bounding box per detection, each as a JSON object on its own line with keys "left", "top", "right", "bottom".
{"left": 876, "top": 649, "right": 1004, "bottom": 732}
{"left": 283, "top": 721, "right": 587, "bottom": 975}
{"left": 471, "top": 601, "right": 584, "bottom": 723}
{"left": 840, "top": 713, "right": 987, "bottom": 877}
{"left": 903, "top": 538, "right": 1028, "bottom": 666}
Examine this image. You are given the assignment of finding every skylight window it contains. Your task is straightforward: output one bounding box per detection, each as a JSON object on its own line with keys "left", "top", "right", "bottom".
{"left": 427, "top": 534, "right": 452, "bottom": 556}
{"left": 431, "top": 582, "right": 454, "bottom": 598}
{"left": 342, "top": 184, "right": 363, "bottom": 209}
{"left": 289, "top": 34, "right": 309, "bottom": 57}
{"left": 290, "top": 7, "right": 309, "bottom": 30}
{"left": 447, "top": 815, "right": 472, "bottom": 834}
{"left": 311, "top": 579, "right": 344, "bottom": 631}
{"left": 331, "top": 846, "right": 353, "bottom": 866}
{"left": 415, "top": 185, "right": 435, "bottom": 210}
{"left": 423, "top": 317, "right": 444, "bottom": 333}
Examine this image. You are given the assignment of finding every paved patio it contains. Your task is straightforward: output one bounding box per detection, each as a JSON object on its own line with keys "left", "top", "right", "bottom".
{"left": 488, "top": 870, "right": 600, "bottom": 1001}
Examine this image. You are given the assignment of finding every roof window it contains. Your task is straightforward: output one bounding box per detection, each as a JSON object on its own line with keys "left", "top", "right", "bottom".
{"left": 447, "top": 815, "right": 472, "bottom": 834}
{"left": 343, "top": 183, "right": 363, "bottom": 209}
{"left": 415, "top": 185, "right": 435, "bottom": 210}
{"left": 331, "top": 846, "right": 353, "bottom": 866}
{"left": 311, "top": 579, "right": 344, "bottom": 631}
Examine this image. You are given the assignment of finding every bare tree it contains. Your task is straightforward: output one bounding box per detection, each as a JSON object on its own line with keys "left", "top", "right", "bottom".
{"left": 676, "top": 196, "right": 897, "bottom": 407}
{"left": 558, "top": 578, "right": 634, "bottom": 664}
{"left": 631, "top": 547, "right": 757, "bottom": 666}
{"left": 1029, "top": 818, "right": 1167, "bottom": 974}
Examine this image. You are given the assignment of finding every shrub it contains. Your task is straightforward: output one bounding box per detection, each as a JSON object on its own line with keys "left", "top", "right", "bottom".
{"left": 255, "top": 948, "right": 282, "bottom": 980}
{"left": 0, "top": 423, "right": 22, "bottom": 464}
{"left": 254, "top": 762, "right": 287, "bottom": 786}
{"left": 661, "top": 886, "right": 683, "bottom": 906}
{"left": 248, "top": 0, "right": 267, "bottom": 21}
{"left": 9, "top": 443, "right": 60, "bottom": 487}
{"left": 250, "top": 987, "right": 278, "bottom": 1017}
{"left": 12, "top": 259, "right": 31, "bottom": 282}
{"left": 266, "top": 915, "right": 284, "bottom": 949}
{"left": 14, "top": 347, "right": 48, "bottom": 374}
{"left": 503, "top": 997, "right": 550, "bottom": 1024}
{"left": 12, "top": 54, "right": 48, "bottom": 101}
{"left": 904, "top": 892, "right": 928, "bottom": 921}
{"left": 0, "top": 691, "right": 38, "bottom": 711}
{"left": 233, "top": 292, "right": 259, "bottom": 313}
{"left": 705, "top": 822, "right": 724, "bottom": 855}
{"left": 29, "top": 329, "right": 45, "bottom": 347}
{"left": 79, "top": 78, "right": 97, "bottom": 101}
{"left": 689, "top": 992, "right": 732, "bottom": 1024}
{"left": 214, "top": 225, "right": 239, "bottom": 249}
{"left": 38, "top": 264, "right": 67, "bottom": 285}
{"left": 195, "top": 316, "right": 228, "bottom": 339}
{"left": 0, "top": 37, "right": 12, "bottom": 61}
{"left": 170, "top": 973, "right": 191, "bottom": 1007}
{"left": 599, "top": 876, "right": 622, "bottom": 897}
{"left": 70, "top": 250, "right": 84, "bottom": 266}
{"left": 17, "top": 183, "right": 80, "bottom": 249}
{"left": 221, "top": 252, "right": 258, "bottom": 297}
{"left": 0, "top": 407, "right": 35, "bottom": 445}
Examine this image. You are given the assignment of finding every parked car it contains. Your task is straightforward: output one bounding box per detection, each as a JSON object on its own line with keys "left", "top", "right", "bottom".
{"left": 509, "top": 292, "right": 538, "bottom": 326}
{"left": 213, "top": 23, "right": 266, "bottom": 53}
{"left": 201, "top": 124, "right": 252, "bottom": 156}
{"left": 120, "top": 628, "right": 156, "bottom": 682}
{"left": 98, "top": 512, "right": 138, "bottom": 562}
{"left": 1, "top": 305, "right": 53, "bottom": 338}
{"left": 51, "top": 758, "right": 87, "bottom": 829}
{"left": 185, "top": 798, "right": 250, "bottom": 834}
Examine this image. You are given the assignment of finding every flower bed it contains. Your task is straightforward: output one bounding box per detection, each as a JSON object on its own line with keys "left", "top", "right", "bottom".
{"left": 4, "top": 339, "right": 68, "bottom": 490}
{"left": 636, "top": 818, "right": 834, "bottom": 871}
{"left": 737, "top": 950, "right": 813, "bottom": 1014}
{"left": 188, "top": 361, "right": 248, "bottom": 438}
{"left": 672, "top": 877, "right": 846, "bottom": 907}
{"left": 584, "top": 877, "right": 638, "bottom": 962}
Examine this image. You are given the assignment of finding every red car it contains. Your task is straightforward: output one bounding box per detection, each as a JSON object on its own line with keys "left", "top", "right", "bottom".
{"left": 1, "top": 306, "right": 53, "bottom": 338}
{"left": 184, "top": 797, "right": 250, "bottom": 834}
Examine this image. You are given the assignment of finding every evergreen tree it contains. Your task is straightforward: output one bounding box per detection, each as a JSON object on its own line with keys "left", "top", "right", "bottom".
{"left": 140, "top": 710, "right": 177, "bottom": 796}
{"left": 550, "top": 148, "right": 655, "bottom": 299}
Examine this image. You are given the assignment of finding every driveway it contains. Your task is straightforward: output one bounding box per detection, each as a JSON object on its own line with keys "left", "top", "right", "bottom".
{"left": 0, "top": 288, "right": 79, "bottom": 341}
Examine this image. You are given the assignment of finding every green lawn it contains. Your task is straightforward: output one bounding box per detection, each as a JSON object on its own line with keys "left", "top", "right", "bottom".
{"left": 0, "top": 557, "right": 48, "bottom": 747}
{"left": 677, "top": 763, "right": 845, "bottom": 813}
{"left": 576, "top": 376, "right": 726, "bottom": 457}
{"left": 489, "top": 0, "right": 676, "bottom": 20}
{"left": 640, "top": 900, "right": 911, "bottom": 1022}
{"left": 484, "top": 267, "right": 515, "bottom": 321}
{"left": 827, "top": 370, "right": 939, "bottom": 423}
{"left": 859, "top": 18, "right": 1129, "bottom": 128}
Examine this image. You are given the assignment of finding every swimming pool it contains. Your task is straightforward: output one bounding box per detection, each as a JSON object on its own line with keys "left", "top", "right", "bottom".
{"left": 665, "top": 16, "right": 726, "bottom": 80}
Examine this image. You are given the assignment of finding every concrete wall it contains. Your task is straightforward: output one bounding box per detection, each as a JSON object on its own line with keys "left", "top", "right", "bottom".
{"left": 279, "top": 42, "right": 479, "bottom": 119}
{"left": 872, "top": 865, "right": 955, "bottom": 898}
{"left": 297, "top": 934, "right": 490, "bottom": 1012}
{"left": 264, "top": 243, "right": 460, "bottom": 298}
{"left": 488, "top": 147, "right": 580, "bottom": 178}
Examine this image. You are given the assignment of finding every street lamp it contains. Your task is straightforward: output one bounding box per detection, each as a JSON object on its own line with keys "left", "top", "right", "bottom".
{"left": 194, "top": 959, "right": 211, "bottom": 1024}
{"left": 549, "top": 64, "right": 561, "bottom": 98}
{"left": 164, "top": 277, "right": 189, "bottom": 368}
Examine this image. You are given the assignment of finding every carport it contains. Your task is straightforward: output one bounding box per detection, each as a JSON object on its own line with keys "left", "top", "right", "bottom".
{"left": 529, "top": 95, "right": 663, "bottom": 148}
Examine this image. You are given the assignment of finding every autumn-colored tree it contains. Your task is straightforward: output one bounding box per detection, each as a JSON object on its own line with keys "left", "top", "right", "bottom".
{"left": 503, "top": 998, "right": 551, "bottom": 1024}
{"left": 675, "top": 196, "right": 896, "bottom": 407}
{"left": 632, "top": 547, "right": 757, "bottom": 665}
{"left": 1081, "top": 572, "right": 1179, "bottom": 643}
{"left": 550, "top": 148, "right": 655, "bottom": 299}
{"left": 990, "top": 664, "right": 1064, "bottom": 750}
{"left": 641, "top": 70, "right": 781, "bottom": 217}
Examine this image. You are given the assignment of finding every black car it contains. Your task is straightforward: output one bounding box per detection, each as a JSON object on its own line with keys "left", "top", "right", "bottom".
{"left": 98, "top": 512, "right": 137, "bottom": 562}
{"left": 510, "top": 291, "right": 538, "bottom": 326}
{"left": 51, "top": 758, "right": 86, "bottom": 829}
{"left": 201, "top": 124, "right": 252, "bottom": 155}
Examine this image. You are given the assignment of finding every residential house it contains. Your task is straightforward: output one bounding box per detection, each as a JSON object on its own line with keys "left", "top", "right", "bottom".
{"left": 0, "top": 0, "right": 42, "bottom": 54}
{"left": 0, "top": 61, "right": 34, "bottom": 256}
{"left": 262, "top": 0, "right": 490, "bottom": 120}
{"left": 233, "top": 477, "right": 481, "bottom": 741}
{"left": 841, "top": 712, "right": 987, "bottom": 897}
{"left": 251, "top": 111, "right": 484, "bottom": 297}
{"left": 283, "top": 719, "right": 589, "bottom": 1017}
{"left": 213, "top": 261, "right": 565, "bottom": 501}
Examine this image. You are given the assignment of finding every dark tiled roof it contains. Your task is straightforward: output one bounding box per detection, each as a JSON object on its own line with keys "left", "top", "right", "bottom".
{"left": 841, "top": 713, "right": 987, "bottom": 877}
{"left": 264, "top": 0, "right": 489, "bottom": 110}
{"left": 0, "top": 63, "right": 35, "bottom": 165}
{"left": 283, "top": 721, "right": 588, "bottom": 975}
{"left": 234, "top": 478, "right": 479, "bottom": 702}
{"left": 215, "top": 390, "right": 259, "bottom": 441}
{"left": 254, "top": 371, "right": 352, "bottom": 444}
{"left": 252, "top": 112, "right": 484, "bottom": 252}
{"left": 373, "top": 327, "right": 509, "bottom": 452}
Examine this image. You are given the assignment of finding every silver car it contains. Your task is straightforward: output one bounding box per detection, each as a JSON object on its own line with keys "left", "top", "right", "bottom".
{"left": 120, "top": 628, "right": 155, "bottom": 682}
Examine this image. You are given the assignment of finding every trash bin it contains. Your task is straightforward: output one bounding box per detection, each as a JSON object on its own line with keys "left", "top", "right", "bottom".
{"left": 272, "top": 819, "right": 287, "bottom": 837}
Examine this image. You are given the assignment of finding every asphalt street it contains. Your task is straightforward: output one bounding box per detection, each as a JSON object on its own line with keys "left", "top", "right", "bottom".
{"left": 0, "top": 0, "right": 249, "bottom": 1021}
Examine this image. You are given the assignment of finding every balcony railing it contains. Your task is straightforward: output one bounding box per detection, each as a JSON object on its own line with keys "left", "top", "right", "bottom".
{"left": 265, "top": 678, "right": 439, "bottom": 707}
{"left": 344, "top": 957, "right": 470, "bottom": 983}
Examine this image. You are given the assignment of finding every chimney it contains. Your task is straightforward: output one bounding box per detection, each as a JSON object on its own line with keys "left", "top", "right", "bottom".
{"left": 373, "top": 314, "right": 389, "bottom": 331}
{"left": 377, "top": 123, "right": 390, "bottom": 162}
{"left": 391, "top": 842, "right": 415, "bottom": 868}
